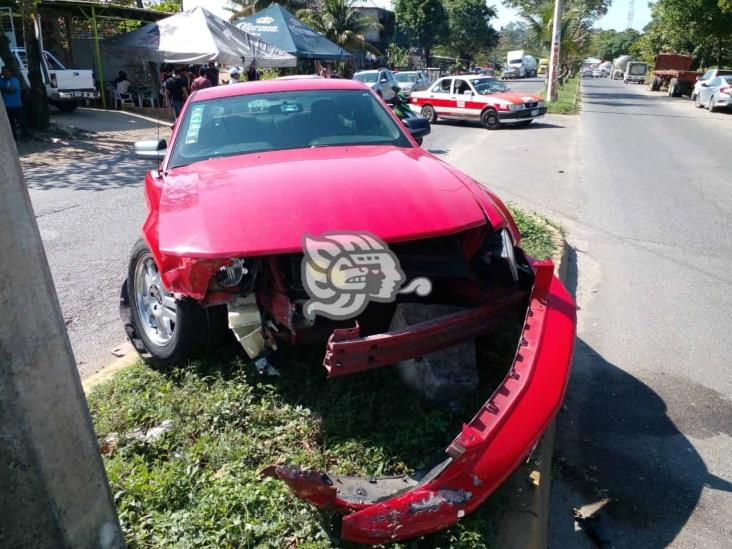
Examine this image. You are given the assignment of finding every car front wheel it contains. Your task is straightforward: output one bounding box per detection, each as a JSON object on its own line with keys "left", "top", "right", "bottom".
{"left": 694, "top": 93, "right": 703, "bottom": 108}
{"left": 125, "top": 239, "right": 210, "bottom": 365}
{"left": 481, "top": 108, "right": 501, "bottom": 130}
{"left": 708, "top": 96, "right": 717, "bottom": 113}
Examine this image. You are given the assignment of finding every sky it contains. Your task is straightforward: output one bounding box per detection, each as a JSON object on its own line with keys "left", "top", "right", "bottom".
{"left": 492, "top": 1, "right": 652, "bottom": 31}
{"left": 182, "top": 0, "right": 653, "bottom": 33}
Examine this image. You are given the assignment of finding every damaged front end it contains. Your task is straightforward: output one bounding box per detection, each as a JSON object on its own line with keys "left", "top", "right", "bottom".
{"left": 262, "top": 258, "right": 575, "bottom": 544}
{"left": 122, "top": 220, "right": 575, "bottom": 544}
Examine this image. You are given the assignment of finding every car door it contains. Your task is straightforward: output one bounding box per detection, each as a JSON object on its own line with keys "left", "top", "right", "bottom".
{"left": 422, "top": 77, "right": 453, "bottom": 116}
{"left": 451, "top": 78, "right": 474, "bottom": 119}
{"left": 696, "top": 70, "right": 713, "bottom": 96}
{"left": 700, "top": 76, "right": 718, "bottom": 105}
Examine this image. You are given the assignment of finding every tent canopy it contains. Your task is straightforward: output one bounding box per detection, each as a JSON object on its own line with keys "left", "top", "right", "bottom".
{"left": 102, "top": 6, "right": 296, "bottom": 67}
{"left": 234, "top": 3, "right": 352, "bottom": 61}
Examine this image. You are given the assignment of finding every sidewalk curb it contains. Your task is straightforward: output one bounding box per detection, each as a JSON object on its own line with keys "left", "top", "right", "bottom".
{"left": 82, "top": 342, "right": 137, "bottom": 395}
{"left": 496, "top": 224, "right": 570, "bottom": 549}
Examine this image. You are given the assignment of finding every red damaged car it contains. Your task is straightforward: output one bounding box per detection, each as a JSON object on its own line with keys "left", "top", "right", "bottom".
{"left": 121, "top": 78, "right": 575, "bottom": 544}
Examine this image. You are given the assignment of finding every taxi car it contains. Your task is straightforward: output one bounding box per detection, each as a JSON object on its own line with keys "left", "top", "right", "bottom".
{"left": 409, "top": 75, "right": 547, "bottom": 129}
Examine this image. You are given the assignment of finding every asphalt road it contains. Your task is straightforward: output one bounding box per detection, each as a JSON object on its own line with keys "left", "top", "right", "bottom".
{"left": 21, "top": 110, "right": 169, "bottom": 377}
{"left": 423, "top": 78, "right": 731, "bottom": 547}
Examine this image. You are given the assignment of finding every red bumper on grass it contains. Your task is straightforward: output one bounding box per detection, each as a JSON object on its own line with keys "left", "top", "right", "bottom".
{"left": 265, "top": 259, "right": 576, "bottom": 544}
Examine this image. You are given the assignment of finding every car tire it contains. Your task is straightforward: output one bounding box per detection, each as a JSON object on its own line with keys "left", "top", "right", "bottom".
{"left": 694, "top": 93, "right": 703, "bottom": 108}
{"left": 481, "top": 108, "right": 501, "bottom": 130}
{"left": 55, "top": 101, "right": 78, "bottom": 113}
{"left": 125, "top": 238, "right": 211, "bottom": 365}
{"left": 667, "top": 78, "right": 680, "bottom": 97}
{"left": 651, "top": 77, "right": 661, "bottom": 92}
{"left": 421, "top": 104, "right": 437, "bottom": 123}
{"left": 709, "top": 96, "right": 717, "bottom": 113}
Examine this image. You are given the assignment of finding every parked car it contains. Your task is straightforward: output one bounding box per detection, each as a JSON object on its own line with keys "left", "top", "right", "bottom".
{"left": 352, "top": 69, "right": 398, "bottom": 100}
{"left": 122, "top": 77, "right": 574, "bottom": 545}
{"left": 691, "top": 68, "right": 732, "bottom": 102}
{"left": 695, "top": 75, "right": 732, "bottom": 111}
{"left": 409, "top": 75, "right": 546, "bottom": 129}
{"left": 592, "top": 68, "right": 603, "bottom": 78}
{"left": 581, "top": 67, "right": 595, "bottom": 78}
{"left": 394, "top": 70, "right": 430, "bottom": 95}
{"left": 0, "top": 47, "right": 98, "bottom": 112}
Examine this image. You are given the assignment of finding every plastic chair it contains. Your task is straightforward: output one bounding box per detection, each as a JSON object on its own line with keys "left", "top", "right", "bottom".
{"left": 138, "top": 89, "right": 158, "bottom": 108}
{"left": 111, "top": 89, "right": 134, "bottom": 109}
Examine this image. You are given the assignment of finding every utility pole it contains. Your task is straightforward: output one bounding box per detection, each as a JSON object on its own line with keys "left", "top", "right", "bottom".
{"left": 546, "top": 0, "right": 563, "bottom": 102}
{"left": 0, "top": 110, "right": 123, "bottom": 546}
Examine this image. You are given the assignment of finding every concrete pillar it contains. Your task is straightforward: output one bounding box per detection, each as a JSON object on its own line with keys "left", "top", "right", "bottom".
{"left": 0, "top": 109, "right": 123, "bottom": 547}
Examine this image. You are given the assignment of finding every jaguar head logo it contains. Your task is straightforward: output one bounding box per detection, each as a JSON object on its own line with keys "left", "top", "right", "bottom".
{"left": 301, "top": 232, "right": 431, "bottom": 320}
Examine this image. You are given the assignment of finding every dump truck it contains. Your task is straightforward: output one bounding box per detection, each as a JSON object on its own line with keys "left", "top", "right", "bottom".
{"left": 649, "top": 53, "right": 703, "bottom": 97}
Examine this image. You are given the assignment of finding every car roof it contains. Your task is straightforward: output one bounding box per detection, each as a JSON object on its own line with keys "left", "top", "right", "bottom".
{"left": 192, "top": 78, "right": 369, "bottom": 102}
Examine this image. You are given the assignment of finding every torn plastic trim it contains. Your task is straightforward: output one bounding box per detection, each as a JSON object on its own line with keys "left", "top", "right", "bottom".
{"left": 269, "top": 259, "right": 576, "bottom": 544}
{"left": 322, "top": 291, "right": 527, "bottom": 377}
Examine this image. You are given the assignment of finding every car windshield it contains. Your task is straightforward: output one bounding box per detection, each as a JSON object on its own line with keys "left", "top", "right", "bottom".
{"left": 470, "top": 77, "right": 509, "bottom": 94}
{"left": 395, "top": 73, "right": 417, "bottom": 83}
{"left": 629, "top": 65, "right": 646, "bottom": 75}
{"left": 354, "top": 72, "right": 378, "bottom": 83}
{"left": 169, "top": 89, "right": 410, "bottom": 168}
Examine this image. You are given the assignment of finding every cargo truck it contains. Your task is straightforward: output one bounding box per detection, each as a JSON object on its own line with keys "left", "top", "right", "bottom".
{"left": 649, "top": 53, "right": 703, "bottom": 97}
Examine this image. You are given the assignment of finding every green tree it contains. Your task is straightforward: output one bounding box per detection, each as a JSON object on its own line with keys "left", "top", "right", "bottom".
{"left": 386, "top": 43, "right": 410, "bottom": 68}
{"left": 441, "top": 0, "right": 498, "bottom": 61}
{"left": 394, "top": 0, "right": 448, "bottom": 65}
{"left": 635, "top": 0, "right": 732, "bottom": 67}
{"left": 17, "top": 0, "right": 49, "bottom": 130}
{"left": 144, "top": 0, "right": 182, "bottom": 12}
{"left": 226, "top": 0, "right": 308, "bottom": 20}
{"left": 591, "top": 29, "right": 641, "bottom": 60}
{"left": 298, "top": 0, "right": 382, "bottom": 54}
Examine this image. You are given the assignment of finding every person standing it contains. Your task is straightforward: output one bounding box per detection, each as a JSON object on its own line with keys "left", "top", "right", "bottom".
{"left": 191, "top": 68, "right": 212, "bottom": 92}
{"left": 228, "top": 68, "right": 241, "bottom": 84}
{"left": 247, "top": 61, "right": 259, "bottom": 82}
{"left": 0, "top": 66, "right": 29, "bottom": 140}
{"left": 206, "top": 61, "right": 219, "bottom": 86}
{"left": 164, "top": 67, "right": 188, "bottom": 119}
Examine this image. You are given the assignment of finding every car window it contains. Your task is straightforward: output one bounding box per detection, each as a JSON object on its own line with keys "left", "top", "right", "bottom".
{"left": 43, "top": 52, "right": 66, "bottom": 71}
{"left": 431, "top": 78, "right": 451, "bottom": 93}
{"left": 396, "top": 73, "right": 417, "bottom": 83}
{"left": 169, "top": 89, "right": 411, "bottom": 169}
{"left": 354, "top": 72, "right": 378, "bottom": 83}
{"left": 470, "top": 77, "right": 509, "bottom": 95}
{"left": 453, "top": 79, "right": 471, "bottom": 95}
{"left": 723, "top": 76, "right": 732, "bottom": 85}
{"left": 709, "top": 77, "right": 721, "bottom": 86}
{"left": 702, "top": 71, "right": 713, "bottom": 81}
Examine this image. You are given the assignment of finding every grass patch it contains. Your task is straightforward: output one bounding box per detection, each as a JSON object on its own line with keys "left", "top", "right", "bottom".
{"left": 509, "top": 204, "right": 559, "bottom": 260}
{"left": 89, "top": 209, "right": 557, "bottom": 548}
{"left": 541, "top": 76, "right": 580, "bottom": 115}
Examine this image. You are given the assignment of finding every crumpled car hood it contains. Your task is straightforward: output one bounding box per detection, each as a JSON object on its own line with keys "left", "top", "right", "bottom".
{"left": 157, "top": 146, "right": 489, "bottom": 258}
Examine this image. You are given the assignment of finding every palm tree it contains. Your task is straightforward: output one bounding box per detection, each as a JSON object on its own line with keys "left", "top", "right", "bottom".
{"left": 226, "top": 0, "right": 308, "bottom": 20}
{"left": 298, "top": 0, "right": 383, "bottom": 55}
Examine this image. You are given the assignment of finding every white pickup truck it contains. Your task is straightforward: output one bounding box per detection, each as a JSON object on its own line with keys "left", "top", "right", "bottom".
{"left": 0, "top": 48, "right": 98, "bottom": 112}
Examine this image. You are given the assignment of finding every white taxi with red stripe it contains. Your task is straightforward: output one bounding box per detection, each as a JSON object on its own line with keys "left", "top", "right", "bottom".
{"left": 409, "top": 76, "right": 546, "bottom": 130}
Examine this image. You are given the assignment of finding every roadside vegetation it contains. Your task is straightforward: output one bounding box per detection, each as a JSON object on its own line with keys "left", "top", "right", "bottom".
{"left": 88, "top": 210, "right": 558, "bottom": 548}
{"left": 542, "top": 76, "right": 581, "bottom": 115}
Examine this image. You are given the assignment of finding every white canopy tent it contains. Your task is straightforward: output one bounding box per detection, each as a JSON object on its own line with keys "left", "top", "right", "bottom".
{"left": 102, "top": 6, "right": 296, "bottom": 67}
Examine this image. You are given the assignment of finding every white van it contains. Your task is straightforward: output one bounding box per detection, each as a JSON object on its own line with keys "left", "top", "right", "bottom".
{"left": 1, "top": 48, "right": 98, "bottom": 112}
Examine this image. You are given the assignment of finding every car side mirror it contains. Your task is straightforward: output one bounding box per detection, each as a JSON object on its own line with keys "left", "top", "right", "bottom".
{"left": 403, "top": 116, "right": 430, "bottom": 141}
{"left": 134, "top": 139, "right": 167, "bottom": 160}
{"left": 701, "top": 83, "right": 709, "bottom": 87}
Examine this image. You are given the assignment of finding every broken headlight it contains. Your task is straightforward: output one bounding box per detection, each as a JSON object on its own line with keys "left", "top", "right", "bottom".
{"left": 474, "top": 228, "right": 520, "bottom": 284}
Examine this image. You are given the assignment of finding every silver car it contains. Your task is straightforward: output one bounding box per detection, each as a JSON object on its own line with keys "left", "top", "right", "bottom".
{"left": 353, "top": 69, "right": 398, "bottom": 101}
{"left": 695, "top": 75, "right": 732, "bottom": 112}
{"left": 692, "top": 68, "right": 732, "bottom": 102}
{"left": 394, "top": 71, "right": 430, "bottom": 94}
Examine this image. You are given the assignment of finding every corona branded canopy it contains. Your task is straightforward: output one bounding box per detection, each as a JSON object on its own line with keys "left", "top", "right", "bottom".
{"left": 234, "top": 3, "right": 352, "bottom": 60}
{"left": 102, "top": 6, "right": 296, "bottom": 66}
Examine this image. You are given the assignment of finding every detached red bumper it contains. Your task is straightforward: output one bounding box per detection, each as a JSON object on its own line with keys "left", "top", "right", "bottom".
{"left": 266, "top": 259, "right": 576, "bottom": 544}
